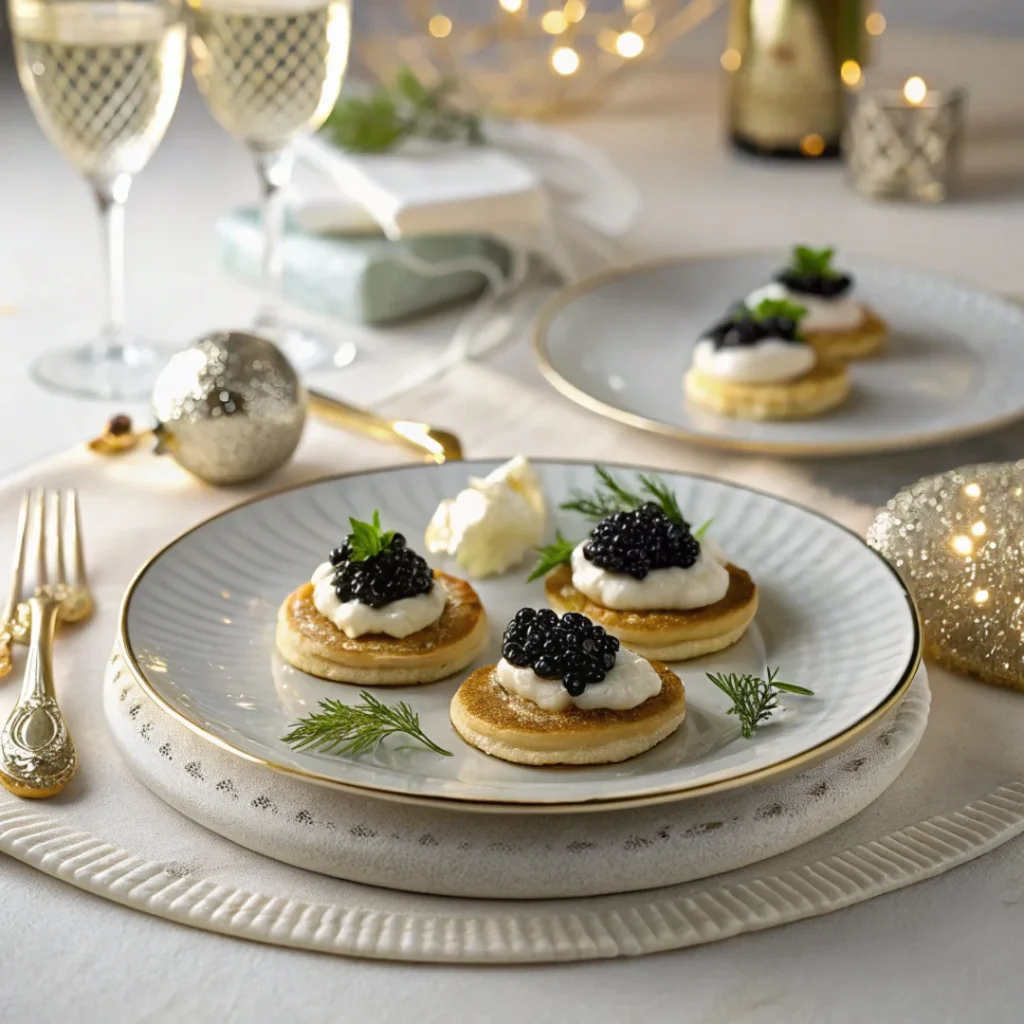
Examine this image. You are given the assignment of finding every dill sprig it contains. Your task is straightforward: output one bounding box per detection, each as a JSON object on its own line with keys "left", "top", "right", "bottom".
{"left": 706, "top": 666, "right": 814, "bottom": 739}
{"left": 527, "top": 530, "right": 577, "bottom": 583}
{"left": 282, "top": 692, "right": 452, "bottom": 757}
{"left": 561, "top": 466, "right": 695, "bottom": 526}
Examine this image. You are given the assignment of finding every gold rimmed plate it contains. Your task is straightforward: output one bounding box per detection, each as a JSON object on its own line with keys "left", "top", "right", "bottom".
{"left": 534, "top": 253, "right": 1024, "bottom": 456}
{"left": 118, "top": 460, "right": 920, "bottom": 813}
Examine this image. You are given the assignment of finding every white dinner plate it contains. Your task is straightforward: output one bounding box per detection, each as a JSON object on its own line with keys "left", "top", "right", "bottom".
{"left": 534, "top": 253, "right": 1024, "bottom": 455}
{"left": 119, "top": 461, "right": 920, "bottom": 812}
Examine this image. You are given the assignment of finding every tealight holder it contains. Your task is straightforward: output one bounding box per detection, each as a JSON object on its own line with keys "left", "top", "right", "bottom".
{"left": 845, "top": 77, "right": 966, "bottom": 202}
{"left": 867, "top": 461, "right": 1024, "bottom": 691}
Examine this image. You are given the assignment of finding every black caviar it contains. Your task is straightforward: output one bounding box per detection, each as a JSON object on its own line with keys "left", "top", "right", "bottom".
{"left": 327, "top": 533, "right": 433, "bottom": 609}
{"left": 502, "top": 608, "right": 619, "bottom": 696}
{"left": 776, "top": 267, "right": 853, "bottom": 299}
{"left": 704, "top": 307, "right": 804, "bottom": 349}
{"left": 583, "top": 503, "right": 700, "bottom": 580}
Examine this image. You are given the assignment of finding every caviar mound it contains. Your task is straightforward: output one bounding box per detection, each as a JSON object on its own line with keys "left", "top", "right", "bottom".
{"left": 583, "top": 503, "right": 700, "bottom": 579}
{"left": 776, "top": 268, "right": 853, "bottom": 299}
{"left": 501, "top": 608, "right": 620, "bottom": 697}
{"left": 705, "top": 311, "right": 804, "bottom": 347}
{"left": 327, "top": 533, "right": 433, "bottom": 609}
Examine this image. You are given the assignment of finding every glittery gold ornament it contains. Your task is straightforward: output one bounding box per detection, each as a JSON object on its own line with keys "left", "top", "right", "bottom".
{"left": 867, "top": 462, "right": 1024, "bottom": 691}
{"left": 151, "top": 332, "right": 306, "bottom": 485}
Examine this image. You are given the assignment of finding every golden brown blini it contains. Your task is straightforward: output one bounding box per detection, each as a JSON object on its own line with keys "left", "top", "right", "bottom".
{"left": 804, "top": 307, "right": 887, "bottom": 361}
{"left": 450, "top": 660, "right": 686, "bottom": 765}
{"left": 276, "top": 571, "right": 487, "bottom": 685}
{"left": 544, "top": 562, "right": 758, "bottom": 661}
{"left": 684, "top": 358, "right": 850, "bottom": 421}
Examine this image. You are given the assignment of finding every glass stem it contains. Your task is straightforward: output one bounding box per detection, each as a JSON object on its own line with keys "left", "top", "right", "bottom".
{"left": 253, "top": 148, "right": 294, "bottom": 330}
{"left": 91, "top": 174, "right": 132, "bottom": 361}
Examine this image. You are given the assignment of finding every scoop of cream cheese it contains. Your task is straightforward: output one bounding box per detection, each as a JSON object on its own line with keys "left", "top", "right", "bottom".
{"left": 570, "top": 541, "right": 729, "bottom": 612}
{"left": 310, "top": 562, "right": 446, "bottom": 639}
{"left": 692, "top": 336, "right": 816, "bottom": 384}
{"left": 746, "top": 280, "right": 864, "bottom": 332}
{"left": 495, "top": 646, "right": 663, "bottom": 712}
{"left": 424, "top": 456, "right": 546, "bottom": 577}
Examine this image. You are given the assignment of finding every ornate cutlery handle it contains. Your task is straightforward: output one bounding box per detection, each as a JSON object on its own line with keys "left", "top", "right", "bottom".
{"left": 0, "top": 594, "right": 76, "bottom": 798}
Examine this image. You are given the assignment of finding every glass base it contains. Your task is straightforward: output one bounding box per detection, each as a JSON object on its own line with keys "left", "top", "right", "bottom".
{"left": 252, "top": 314, "right": 357, "bottom": 372}
{"left": 31, "top": 339, "right": 180, "bottom": 401}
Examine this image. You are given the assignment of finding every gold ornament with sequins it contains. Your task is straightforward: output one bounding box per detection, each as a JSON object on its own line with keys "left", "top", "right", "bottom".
{"left": 868, "top": 461, "right": 1024, "bottom": 690}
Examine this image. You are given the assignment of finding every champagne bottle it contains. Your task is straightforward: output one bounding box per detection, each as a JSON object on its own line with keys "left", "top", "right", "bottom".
{"left": 726, "top": 0, "right": 865, "bottom": 159}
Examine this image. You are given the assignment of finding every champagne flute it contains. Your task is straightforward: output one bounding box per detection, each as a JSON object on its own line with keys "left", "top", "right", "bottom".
{"left": 10, "top": 0, "right": 187, "bottom": 399}
{"left": 187, "top": 0, "right": 352, "bottom": 371}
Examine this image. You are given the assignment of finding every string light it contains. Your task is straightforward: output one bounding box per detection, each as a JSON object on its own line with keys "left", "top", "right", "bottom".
{"left": 632, "top": 10, "right": 655, "bottom": 33}
{"left": 972, "top": 521, "right": 988, "bottom": 537}
{"left": 563, "top": 0, "right": 586, "bottom": 22}
{"left": 965, "top": 483, "right": 981, "bottom": 498}
{"left": 551, "top": 45, "right": 580, "bottom": 74}
{"left": 840, "top": 59, "right": 861, "bottom": 87}
{"left": 720, "top": 47, "right": 741, "bottom": 71}
{"left": 975, "top": 589, "right": 990, "bottom": 605}
{"left": 428, "top": 14, "right": 452, "bottom": 37}
{"left": 865, "top": 12, "right": 886, "bottom": 35}
{"left": 800, "top": 133, "right": 825, "bottom": 157}
{"left": 903, "top": 76, "right": 927, "bottom": 105}
{"left": 541, "top": 9, "right": 568, "bottom": 32}
{"left": 952, "top": 535, "right": 973, "bottom": 556}
{"left": 615, "top": 30, "right": 644, "bottom": 57}
{"left": 360, "top": 0, "right": 722, "bottom": 120}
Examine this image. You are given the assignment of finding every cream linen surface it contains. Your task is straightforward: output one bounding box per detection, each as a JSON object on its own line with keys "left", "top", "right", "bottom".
{"left": 2, "top": 362, "right": 1024, "bottom": 962}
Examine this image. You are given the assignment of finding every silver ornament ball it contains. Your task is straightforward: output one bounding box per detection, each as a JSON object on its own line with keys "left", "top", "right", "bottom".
{"left": 152, "top": 331, "right": 306, "bottom": 485}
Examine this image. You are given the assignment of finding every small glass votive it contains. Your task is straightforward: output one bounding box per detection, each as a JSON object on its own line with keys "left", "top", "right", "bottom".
{"left": 845, "top": 77, "right": 966, "bottom": 202}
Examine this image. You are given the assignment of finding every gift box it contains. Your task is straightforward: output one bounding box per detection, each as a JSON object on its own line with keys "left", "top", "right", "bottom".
{"left": 217, "top": 207, "right": 513, "bottom": 326}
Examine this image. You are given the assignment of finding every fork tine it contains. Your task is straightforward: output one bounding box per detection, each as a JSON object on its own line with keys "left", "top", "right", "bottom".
{"left": 66, "top": 490, "right": 86, "bottom": 592}
{"left": 1, "top": 493, "right": 30, "bottom": 624}
{"left": 51, "top": 490, "right": 66, "bottom": 586}
{"left": 33, "top": 489, "right": 47, "bottom": 589}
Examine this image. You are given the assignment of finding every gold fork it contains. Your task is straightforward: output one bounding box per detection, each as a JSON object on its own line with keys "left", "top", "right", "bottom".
{"left": 0, "top": 490, "right": 90, "bottom": 798}
{"left": 0, "top": 494, "right": 30, "bottom": 678}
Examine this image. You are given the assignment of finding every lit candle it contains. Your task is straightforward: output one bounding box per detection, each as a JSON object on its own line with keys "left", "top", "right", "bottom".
{"left": 845, "top": 73, "right": 966, "bottom": 203}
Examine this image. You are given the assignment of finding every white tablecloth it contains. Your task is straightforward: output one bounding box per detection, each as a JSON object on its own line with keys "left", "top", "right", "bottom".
{"left": 3, "top": 27, "right": 1024, "bottom": 1024}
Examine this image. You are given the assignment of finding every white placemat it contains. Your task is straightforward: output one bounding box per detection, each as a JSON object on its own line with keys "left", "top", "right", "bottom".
{"left": 2, "top": 375, "right": 1024, "bottom": 963}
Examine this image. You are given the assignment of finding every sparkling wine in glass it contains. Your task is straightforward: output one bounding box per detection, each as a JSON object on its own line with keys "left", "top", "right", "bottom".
{"left": 188, "top": 0, "right": 352, "bottom": 370}
{"left": 11, "top": 0, "right": 187, "bottom": 399}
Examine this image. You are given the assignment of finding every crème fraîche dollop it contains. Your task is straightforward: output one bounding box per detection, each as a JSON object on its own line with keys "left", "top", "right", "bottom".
{"left": 425, "top": 456, "right": 546, "bottom": 578}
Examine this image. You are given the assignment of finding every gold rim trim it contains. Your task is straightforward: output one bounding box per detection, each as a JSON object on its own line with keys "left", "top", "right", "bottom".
{"left": 532, "top": 252, "right": 1024, "bottom": 457}
{"left": 117, "top": 459, "right": 922, "bottom": 815}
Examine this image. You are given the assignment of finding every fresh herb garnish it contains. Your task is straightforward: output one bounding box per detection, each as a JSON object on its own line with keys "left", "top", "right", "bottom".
{"left": 527, "top": 530, "right": 577, "bottom": 583}
{"left": 694, "top": 518, "right": 713, "bottom": 540}
{"left": 324, "top": 66, "right": 483, "bottom": 154}
{"left": 748, "top": 297, "right": 809, "bottom": 324}
{"left": 707, "top": 666, "right": 814, "bottom": 739}
{"left": 282, "top": 691, "right": 452, "bottom": 757}
{"left": 789, "top": 244, "right": 839, "bottom": 280}
{"left": 561, "top": 466, "right": 690, "bottom": 526}
{"left": 346, "top": 510, "right": 395, "bottom": 562}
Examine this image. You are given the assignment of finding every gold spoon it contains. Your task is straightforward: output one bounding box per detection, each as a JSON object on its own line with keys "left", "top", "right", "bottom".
{"left": 89, "top": 390, "right": 463, "bottom": 465}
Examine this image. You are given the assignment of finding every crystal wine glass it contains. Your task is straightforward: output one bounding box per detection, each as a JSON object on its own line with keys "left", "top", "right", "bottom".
{"left": 10, "top": 0, "right": 187, "bottom": 399}
{"left": 187, "top": 0, "right": 352, "bottom": 371}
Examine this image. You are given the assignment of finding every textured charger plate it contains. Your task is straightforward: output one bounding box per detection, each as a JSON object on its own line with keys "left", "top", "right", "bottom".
{"left": 534, "top": 253, "right": 1024, "bottom": 455}
{"left": 118, "top": 460, "right": 919, "bottom": 811}
{"left": 104, "top": 651, "right": 932, "bottom": 899}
